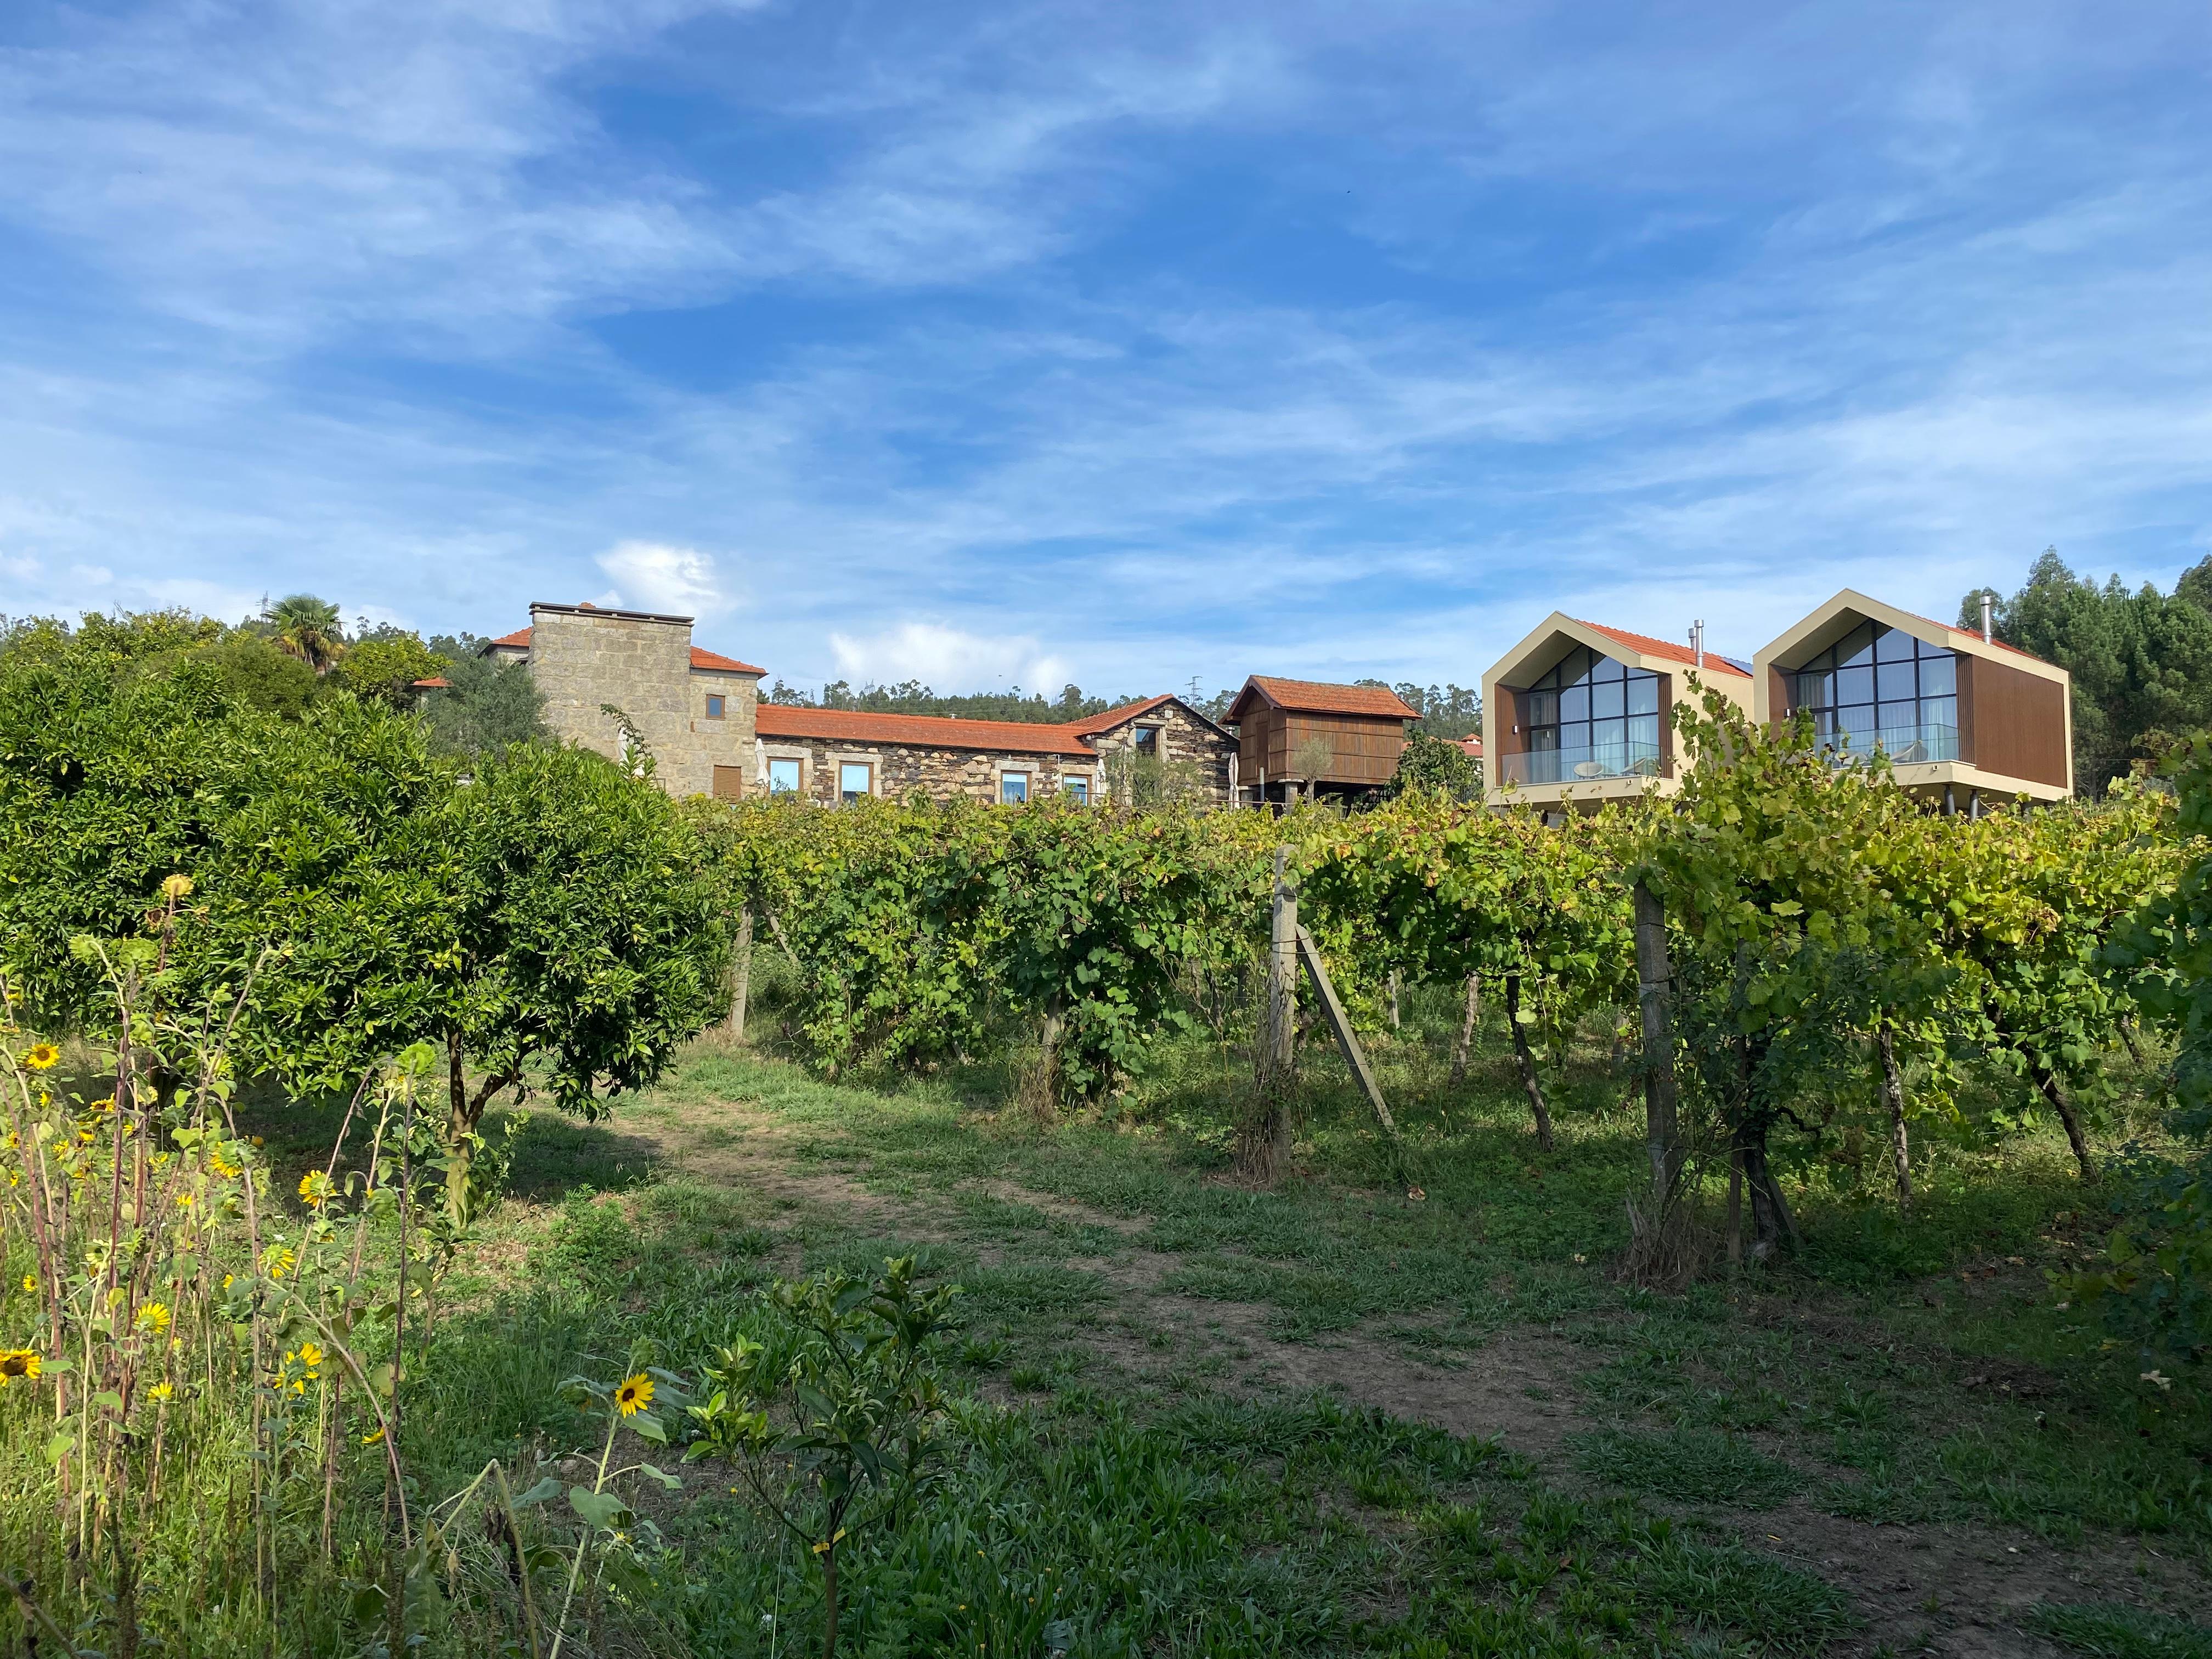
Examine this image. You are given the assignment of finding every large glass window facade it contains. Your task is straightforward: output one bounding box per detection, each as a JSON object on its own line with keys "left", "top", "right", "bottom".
{"left": 1514, "top": 647, "right": 1662, "bottom": 785}
{"left": 1790, "top": 622, "right": 1956, "bottom": 761}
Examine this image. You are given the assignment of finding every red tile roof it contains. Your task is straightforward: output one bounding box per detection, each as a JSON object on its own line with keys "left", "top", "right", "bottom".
{"left": 1892, "top": 605, "right": 2052, "bottom": 665}
{"left": 1573, "top": 620, "right": 1753, "bottom": 679}
{"left": 411, "top": 676, "right": 451, "bottom": 689}
{"left": 1455, "top": 735, "right": 1483, "bottom": 757}
{"left": 1233, "top": 676, "right": 1419, "bottom": 720}
{"left": 479, "top": 625, "right": 764, "bottom": 675}
{"left": 689, "top": 645, "right": 767, "bottom": 675}
{"left": 755, "top": 703, "right": 1097, "bottom": 759}
{"left": 1062, "top": 694, "right": 1178, "bottom": 736}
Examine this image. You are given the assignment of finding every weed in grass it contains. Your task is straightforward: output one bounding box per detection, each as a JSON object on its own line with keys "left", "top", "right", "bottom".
{"left": 1575, "top": 1427, "right": 1804, "bottom": 1508}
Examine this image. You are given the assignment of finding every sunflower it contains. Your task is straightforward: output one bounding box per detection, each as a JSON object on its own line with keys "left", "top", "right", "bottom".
{"left": 298, "top": 1170, "right": 335, "bottom": 1208}
{"left": 148, "top": 1380, "right": 173, "bottom": 1402}
{"left": 0, "top": 1350, "right": 42, "bottom": 1385}
{"left": 614, "top": 1373, "right": 655, "bottom": 1417}
{"left": 136, "top": 1302, "right": 172, "bottom": 1335}
{"left": 20, "top": 1275, "right": 34, "bottom": 1294}
{"left": 21, "top": 1043, "right": 59, "bottom": 1071}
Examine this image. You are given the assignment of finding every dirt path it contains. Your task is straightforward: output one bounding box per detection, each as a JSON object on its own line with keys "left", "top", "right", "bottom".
{"left": 626, "top": 1088, "right": 2205, "bottom": 1658}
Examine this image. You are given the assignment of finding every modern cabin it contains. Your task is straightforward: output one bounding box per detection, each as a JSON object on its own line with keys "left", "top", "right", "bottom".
{"left": 1481, "top": 616, "right": 1753, "bottom": 808}
{"left": 1224, "top": 677, "right": 1418, "bottom": 804}
{"left": 1752, "top": 591, "right": 2072, "bottom": 806}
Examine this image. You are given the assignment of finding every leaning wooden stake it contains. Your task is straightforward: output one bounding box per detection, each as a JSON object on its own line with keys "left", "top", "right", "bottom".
{"left": 1294, "top": 925, "right": 1399, "bottom": 1143}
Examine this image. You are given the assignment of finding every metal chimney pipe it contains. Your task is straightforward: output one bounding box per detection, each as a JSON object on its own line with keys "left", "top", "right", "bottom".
{"left": 1980, "top": 592, "right": 1994, "bottom": 644}
{"left": 1691, "top": 619, "right": 1705, "bottom": 669}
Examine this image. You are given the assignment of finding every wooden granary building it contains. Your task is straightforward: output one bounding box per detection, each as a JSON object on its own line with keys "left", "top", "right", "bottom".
{"left": 1224, "top": 676, "right": 1418, "bottom": 805}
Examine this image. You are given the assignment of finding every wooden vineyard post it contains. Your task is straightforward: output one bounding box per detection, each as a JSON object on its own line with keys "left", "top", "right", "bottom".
{"left": 1632, "top": 881, "right": 1681, "bottom": 1204}
{"left": 1294, "top": 926, "right": 1398, "bottom": 1142}
{"left": 725, "top": 904, "right": 754, "bottom": 1042}
{"left": 1269, "top": 848, "right": 1297, "bottom": 1088}
{"left": 1238, "top": 847, "right": 1299, "bottom": 1182}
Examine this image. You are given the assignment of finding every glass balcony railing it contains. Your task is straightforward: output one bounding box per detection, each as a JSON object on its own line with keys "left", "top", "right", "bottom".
{"left": 1821, "top": 721, "right": 1960, "bottom": 765}
{"left": 1498, "top": 740, "right": 1666, "bottom": 788}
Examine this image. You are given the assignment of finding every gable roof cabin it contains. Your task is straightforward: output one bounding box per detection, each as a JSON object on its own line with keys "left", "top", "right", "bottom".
{"left": 1753, "top": 589, "right": 2072, "bottom": 806}
{"left": 1224, "top": 676, "right": 1419, "bottom": 800}
{"left": 1481, "top": 613, "right": 1753, "bottom": 808}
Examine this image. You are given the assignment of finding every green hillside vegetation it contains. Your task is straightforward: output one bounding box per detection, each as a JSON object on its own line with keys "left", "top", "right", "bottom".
{"left": 3, "top": 570, "right": 2212, "bottom": 1657}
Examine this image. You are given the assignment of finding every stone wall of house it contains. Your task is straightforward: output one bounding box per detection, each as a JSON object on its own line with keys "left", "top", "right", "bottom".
{"left": 525, "top": 606, "right": 758, "bottom": 798}
{"left": 1088, "top": 701, "right": 1235, "bottom": 803}
{"left": 757, "top": 736, "right": 1098, "bottom": 805}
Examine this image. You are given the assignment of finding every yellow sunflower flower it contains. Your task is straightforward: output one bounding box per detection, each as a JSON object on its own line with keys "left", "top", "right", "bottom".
{"left": 148, "top": 1380, "right": 173, "bottom": 1402}
{"left": 614, "top": 1373, "right": 654, "bottom": 1417}
{"left": 21, "top": 1043, "right": 59, "bottom": 1071}
{"left": 298, "top": 1170, "right": 335, "bottom": 1208}
{"left": 20, "top": 1275, "right": 35, "bottom": 1294}
{"left": 0, "top": 1350, "right": 42, "bottom": 1385}
{"left": 136, "top": 1302, "right": 171, "bottom": 1334}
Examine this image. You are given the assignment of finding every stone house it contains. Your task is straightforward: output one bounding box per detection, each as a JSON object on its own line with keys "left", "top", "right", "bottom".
{"left": 484, "top": 602, "right": 1236, "bottom": 805}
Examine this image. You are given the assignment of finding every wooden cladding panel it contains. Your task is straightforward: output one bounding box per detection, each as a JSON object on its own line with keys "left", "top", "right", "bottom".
{"left": 1965, "top": 655, "right": 2068, "bottom": 788}
{"left": 711, "top": 764, "right": 746, "bottom": 800}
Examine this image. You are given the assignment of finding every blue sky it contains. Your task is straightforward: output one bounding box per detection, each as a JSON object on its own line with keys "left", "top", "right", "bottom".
{"left": 1, "top": 2, "right": 2208, "bottom": 697}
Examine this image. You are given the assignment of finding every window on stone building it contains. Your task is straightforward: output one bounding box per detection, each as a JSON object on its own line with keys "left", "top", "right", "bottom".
{"left": 1000, "top": 771, "right": 1030, "bottom": 804}
{"left": 712, "top": 765, "right": 744, "bottom": 800}
{"left": 768, "top": 758, "right": 801, "bottom": 794}
{"left": 839, "top": 761, "right": 872, "bottom": 805}
{"left": 706, "top": 694, "right": 726, "bottom": 719}
{"left": 1133, "top": 727, "right": 1160, "bottom": 757}
{"left": 1062, "top": 776, "right": 1090, "bottom": 804}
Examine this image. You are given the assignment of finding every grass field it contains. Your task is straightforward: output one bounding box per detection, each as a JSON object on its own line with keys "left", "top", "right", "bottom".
{"left": 196, "top": 973, "right": 2212, "bottom": 1658}
{"left": 8, "top": 970, "right": 2202, "bottom": 1656}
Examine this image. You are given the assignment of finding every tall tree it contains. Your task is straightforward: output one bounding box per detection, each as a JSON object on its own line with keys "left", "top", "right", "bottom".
{"left": 1964, "top": 550, "right": 2212, "bottom": 793}
{"left": 265, "top": 594, "right": 347, "bottom": 674}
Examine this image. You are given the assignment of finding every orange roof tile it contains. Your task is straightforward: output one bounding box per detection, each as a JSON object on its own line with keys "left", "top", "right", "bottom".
{"left": 755, "top": 704, "right": 1097, "bottom": 759}
{"left": 1455, "top": 735, "right": 1483, "bottom": 757}
{"left": 1233, "top": 677, "right": 1419, "bottom": 720}
{"left": 487, "top": 627, "right": 532, "bottom": 650}
{"left": 411, "top": 676, "right": 452, "bottom": 689}
{"left": 1062, "top": 694, "right": 1178, "bottom": 736}
{"left": 1573, "top": 620, "right": 1752, "bottom": 679}
{"left": 1890, "top": 605, "right": 2053, "bottom": 665}
{"left": 689, "top": 645, "right": 766, "bottom": 675}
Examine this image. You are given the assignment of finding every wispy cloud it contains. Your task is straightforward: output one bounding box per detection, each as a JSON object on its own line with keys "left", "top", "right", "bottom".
{"left": 827, "top": 621, "right": 1069, "bottom": 695}
{"left": 0, "top": 0, "right": 2207, "bottom": 694}
{"left": 595, "top": 540, "right": 734, "bottom": 619}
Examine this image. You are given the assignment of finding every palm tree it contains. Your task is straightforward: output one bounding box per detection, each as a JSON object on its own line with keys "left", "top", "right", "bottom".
{"left": 266, "top": 594, "right": 347, "bottom": 673}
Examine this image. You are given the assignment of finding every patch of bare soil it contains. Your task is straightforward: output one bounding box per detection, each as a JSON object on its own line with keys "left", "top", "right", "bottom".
{"left": 629, "top": 1087, "right": 2211, "bottom": 1657}
{"left": 1728, "top": 1500, "right": 2207, "bottom": 1659}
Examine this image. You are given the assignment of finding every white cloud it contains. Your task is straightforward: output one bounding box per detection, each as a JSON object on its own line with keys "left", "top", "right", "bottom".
{"left": 827, "top": 621, "right": 1068, "bottom": 695}
{"left": 595, "top": 540, "right": 732, "bottom": 618}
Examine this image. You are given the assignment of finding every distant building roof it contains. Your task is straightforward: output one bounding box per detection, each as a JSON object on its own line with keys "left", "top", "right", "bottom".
{"left": 1228, "top": 676, "right": 1420, "bottom": 721}
{"left": 755, "top": 704, "right": 1097, "bottom": 759}
{"left": 411, "top": 676, "right": 452, "bottom": 689}
{"left": 478, "top": 625, "right": 764, "bottom": 676}
{"left": 689, "top": 646, "right": 767, "bottom": 675}
{"left": 1455, "top": 734, "right": 1483, "bottom": 758}
{"left": 1573, "top": 620, "right": 1753, "bottom": 680}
